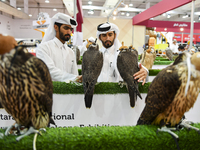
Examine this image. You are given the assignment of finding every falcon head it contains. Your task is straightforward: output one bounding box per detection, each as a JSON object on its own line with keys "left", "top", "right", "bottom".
{"left": 87, "top": 42, "right": 99, "bottom": 51}
{"left": 119, "top": 41, "right": 128, "bottom": 52}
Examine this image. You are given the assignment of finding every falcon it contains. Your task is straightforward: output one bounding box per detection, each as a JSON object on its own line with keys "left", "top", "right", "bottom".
{"left": 140, "top": 47, "right": 156, "bottom": 70}
{"left": 137, "top": 52, "right": 200, "bottom": 149}
{"left": 117, "top": 42, "right": 142, "bottom": 107}
{"left": 165, "top": 48, "right": 173, "bottom": 61}
{"left": 82, "top": 42, "right": 103, "bottom": 108}
{"left": 0, "top": 46, "right": 56, "bottom": 143}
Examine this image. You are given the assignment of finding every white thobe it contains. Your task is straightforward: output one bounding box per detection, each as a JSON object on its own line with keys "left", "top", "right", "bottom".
{"left": 97, "top": 45, "right": 149, "bottom": 82}
{"left": 36, "top": 37, "right": 78, "bottom": 82}
{"left": 171, "top": 44, "right": 179, "bottom": 53}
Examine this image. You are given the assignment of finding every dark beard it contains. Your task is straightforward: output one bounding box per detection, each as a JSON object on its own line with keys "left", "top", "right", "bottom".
{"left": 102, "top": 40, "right": 114, "bottom": 48}
{"left": 60, "top": 32, "right": 71, "bottom": 41}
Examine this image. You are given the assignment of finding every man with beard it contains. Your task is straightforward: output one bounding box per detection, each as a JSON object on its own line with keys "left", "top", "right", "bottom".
{"left": 36, "top": 13, "right": 81, "bottom": 82}
{"left": 97, "top": 22, "right": 148, "bottom": 84}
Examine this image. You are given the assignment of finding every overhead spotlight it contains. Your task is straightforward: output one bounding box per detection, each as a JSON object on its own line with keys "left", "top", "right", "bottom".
{"left": 126, "top": 12, "right": 130, "bottom": 17}
{"left": 88, "top": 10, "right": 94, "bottom": 15}
{"left": 167, "top": 14, "right": 171, "bottom": 18}
{"left": 45, "top": 0, "right": 49, "bottom": 3}
{"left": 125, "top": 5, "right": 128, "bottom": 8}
{"left": 162, "top": 13, "right": 166, "bottom": 16}
{"left": 53, "top": 8, "right": 57, "bottom": 11}
{"left": 88, "top": 0, "right": 92, "bottom": 5}
{"left": 17, "top": 8, "right": 21, "bottom": 10}
{"left": 154, "top": 27, "right": 156, "bottom": 30}
{"left": 182, "top": 14, "right": 188, "bottom": 18}
{"left": 129, "top": 4, "right": 133, "bottom": 7}
{"left": 164, "top": 28, "right": 167, "bottom": 31}
{"left": 150, "top": 18, "right": 154, "bottom": 20}
{"left": 29, "top": 14, "right": 32, "bottom": 17}
{"left": 113, "top": 16, "right": 116, "bottom": 20}
{"left": 180, "top": 28, "right": 184, "bottom": 31}
{"left": 113, "top": 10, "right": 117, "bottom": 15}
{"left": 121, "top": 12, "right": 125, "bottom": 15}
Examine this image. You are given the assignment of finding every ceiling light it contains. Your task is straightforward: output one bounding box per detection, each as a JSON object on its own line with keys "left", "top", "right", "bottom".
{"left": 29, "top": 14, "right": 32, "bottom": 17}
{"left": 180, "top": 28, "right": 184, "bottom": 31}
{"left": 154, "top": 27, "right": 156, "bottom": 30}
{"left": 182, "top": 14, "right": 188, "bottom": 18}
{"left": 129, "top": 4, "right": 133, "bottom": 7}
{"left": 121, "top": 12, "right": 125, "bottom": 15}
{"left": 88, "top": 1, "right": 92, "bottom": 5}
{"left": 150, "top": 18, "right": 154, "bottom": 20}
{"left": 45, "top": 0, "right": 49, "bottom": 3}
{"left": 113, "top": 16, "right": 116, "bottom": 20}
{"left": 17, "top": 8, "right": 21, "bottom": 10}
{"left": 126, "top": 12, "right": 130, "bottom": 17}
{"left": 167, "top": 14, "right": 171, "bottom": 18}
{"left": 53, "top": 8, "right": 57, "bottom": 11}
{"left": 199, "top": 16, "right": 200, "bottom": 20}
{"left": 162, "top": 13, "right": 166, "bottom": 16}
{"left": 164, "top": 28, "right": 167, "bottom": 31}
{"left": 88, "top": 10, "right": 94, "bottom": 15}
{"left": 113, "top": 10, "right": 117, "bottom": 15}
{"left": 125, "top": 5, "right": 128, "bottom": 8}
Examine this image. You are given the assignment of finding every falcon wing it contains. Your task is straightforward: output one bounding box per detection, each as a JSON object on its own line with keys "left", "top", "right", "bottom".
{"left": 137, "top": 65, "right": 181, "bottom": 125}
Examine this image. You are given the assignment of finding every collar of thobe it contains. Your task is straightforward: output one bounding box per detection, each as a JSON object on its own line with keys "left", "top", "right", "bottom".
{"left": 102, "top": 44, "right": 115, "bottom": 55}
{"left": 53, "top": 37, "right": 67, "bottom": 50}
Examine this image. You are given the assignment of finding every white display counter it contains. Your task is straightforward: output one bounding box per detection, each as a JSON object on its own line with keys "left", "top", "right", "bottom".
{"left": 1, "top": 93, "right": 200, "bottom": 128}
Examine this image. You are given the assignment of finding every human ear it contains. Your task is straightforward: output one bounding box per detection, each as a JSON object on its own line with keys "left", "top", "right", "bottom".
{"left": 54, "top": 25, "right": 59, "bottom": 32}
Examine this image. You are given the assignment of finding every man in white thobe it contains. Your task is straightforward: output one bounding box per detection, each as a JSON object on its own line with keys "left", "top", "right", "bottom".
{"left": 36, "top": 13, "right": 82, "bottom": 82}
{"left": 171, "top": 39, "right": 179, "bottom": 54}
{"left": 96, "top": 22, "right": 148, "bottom": 85}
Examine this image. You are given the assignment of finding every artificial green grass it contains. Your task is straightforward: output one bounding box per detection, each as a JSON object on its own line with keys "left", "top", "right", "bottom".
{"left": 77, "top": 60, "right": 82, "bottom": 65}
{"left": 52, "top": 82, "right": 151, "bottom": 94}
{"left": 1, "top": 124, "right": 200, "bottom": 150}
{"left": 154, "top": 61, "right": 173, "bottom": 65}
{"left": 149, "top": 69, "right": 161, "bottom": 76}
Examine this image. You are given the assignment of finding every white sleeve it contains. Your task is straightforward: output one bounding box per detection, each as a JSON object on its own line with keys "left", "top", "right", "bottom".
{"left": 36, "top": 44, "right": 78, "bottom": 82}
{"left": 138, "top": 62, "right": 149, "bottom": 83}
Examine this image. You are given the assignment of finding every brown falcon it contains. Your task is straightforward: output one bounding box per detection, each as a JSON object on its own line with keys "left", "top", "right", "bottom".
{"left": 165, "top": 48, "right": 173, "bottom": 61}
{"left": 0, "top": 46, "right": 56, "bottom": 142}
{"left": 82, "top": 42, "right": 103, "bottom": 108}
{"left": 117, "top": 42, "right": 142, "bottom": 107}
{"left": 137, "top": 52, "right": 200, "bottom": 149}
{"left": 140, "top": 47, "right": 156, "bottom": 70}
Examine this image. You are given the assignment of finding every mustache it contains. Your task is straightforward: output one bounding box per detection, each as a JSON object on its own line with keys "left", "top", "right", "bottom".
{"left": 65, "top": 34, "right": 71, "bottom": 37}
{"left": 105, "top": 40, "right": 111, "bottom": 43}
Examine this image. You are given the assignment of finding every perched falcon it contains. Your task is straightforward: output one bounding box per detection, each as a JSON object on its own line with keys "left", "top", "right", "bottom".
{"left": 0, "top": 46, "right": 55, "bottom": 141}
{"left": 117, "top": 42, "right": 142, "bottom": 107}
{"left": 165, "top": 48, "right": 173, "bottom": 61}
{"left": 140, "top": 47, "right": 156, "bottom": 70}
{"left": 82, "top": 42, "right": 103, "bottom": 108}
{"left": 137, "top": 52, "right": 200, "bottom": 148}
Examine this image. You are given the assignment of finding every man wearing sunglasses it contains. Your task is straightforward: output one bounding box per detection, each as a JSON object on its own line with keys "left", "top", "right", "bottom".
{"left": 36, "top": 13, "right": 82, "bottom": 82}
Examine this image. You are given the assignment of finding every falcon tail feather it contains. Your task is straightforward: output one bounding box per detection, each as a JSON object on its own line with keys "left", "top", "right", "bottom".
{"left": 84, "top": 94, "right": 93, "bottom": 108}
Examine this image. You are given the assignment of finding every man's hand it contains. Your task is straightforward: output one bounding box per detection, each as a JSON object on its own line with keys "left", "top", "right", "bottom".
{"left": 133, "top": 63, "right": 148, "bottom": 85}
{"left": 76, "top": 75, "right": 82, "bottom": 83}
{"left": 0, "top": 34, "right": 17, "bottom": 55}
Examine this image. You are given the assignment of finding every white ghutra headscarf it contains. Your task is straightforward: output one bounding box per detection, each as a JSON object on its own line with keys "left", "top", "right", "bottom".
{"left": 42, "top": 13, "right": 78, "bottom": 43}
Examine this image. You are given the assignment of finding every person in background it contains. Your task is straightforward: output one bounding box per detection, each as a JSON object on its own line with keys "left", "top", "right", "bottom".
{"left": 78, "top": 37, "right": 95, "bottom": 56}
{"left": 36, "top": 12, "right": 82, "bottom": 83}
{"left": 96, "top": 22, "right": 148, "bottom": 85}
{"left": 178, "top": 45, "right": 185, "bottom": 54}
{"left": 170, "top": 39, "right": 179, "bottom": 54}
{"left": 0, "top": 34, "right": 17, "bottom": 55}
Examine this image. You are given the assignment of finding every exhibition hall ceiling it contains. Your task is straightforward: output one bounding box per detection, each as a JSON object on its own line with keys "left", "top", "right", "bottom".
{"left": 1, "top": 0, "right": 200, "bottom": 22}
